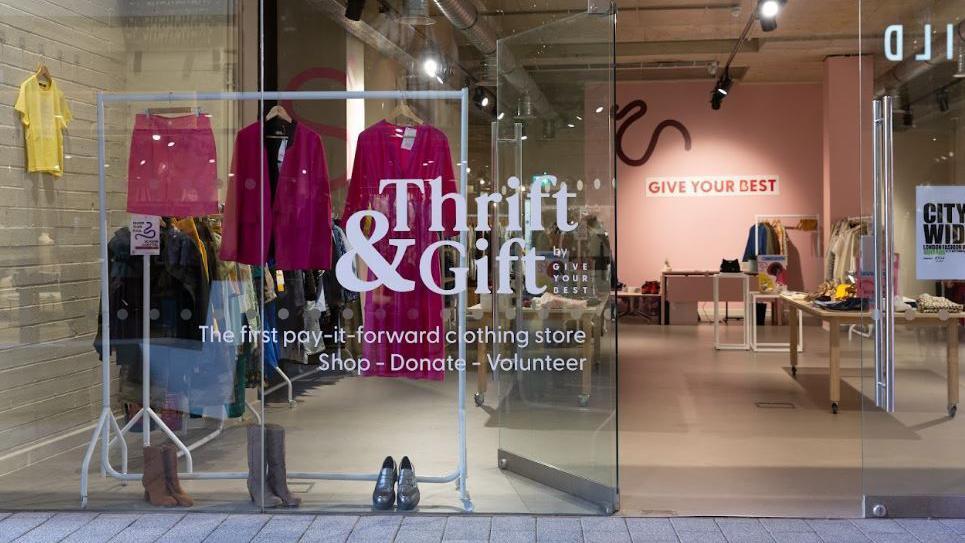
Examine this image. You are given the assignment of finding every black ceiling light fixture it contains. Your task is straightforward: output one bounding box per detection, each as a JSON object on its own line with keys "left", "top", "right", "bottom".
{"left": 936, "top": 88, "right": 950, "bottom": 113}
{"left": 345, "top": 0, "right": 366, "bottom": 21}
{"left": 472, "top": 86, "right": 495, "bottom": 116}
{"left": 757, "top": 0, "right": 786, "bottom": 32}
{"left": 711, "top": 70, "right": 733, "bottom": 110}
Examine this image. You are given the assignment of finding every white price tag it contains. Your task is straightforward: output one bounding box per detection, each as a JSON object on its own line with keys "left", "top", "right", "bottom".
{"left": 401, "top": 127, "right": 417, "bottom": 151}
{"left": 130, "top": 214, "right": 161, "bottom": 256}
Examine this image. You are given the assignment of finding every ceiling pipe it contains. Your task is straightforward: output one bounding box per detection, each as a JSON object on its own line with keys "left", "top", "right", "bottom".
{"left": 875, "top": 21, "right": 964, "bottom": 97}
{"left": 431, "top": 0, "right": 555, "bottom": 117}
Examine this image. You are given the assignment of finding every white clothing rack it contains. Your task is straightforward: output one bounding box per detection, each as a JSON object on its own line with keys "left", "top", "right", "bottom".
{"left": 80, "top": 89, "right": 472, "bottom": 512}
{"left": 753, "top": 213, "right": 822, "bottom": 257}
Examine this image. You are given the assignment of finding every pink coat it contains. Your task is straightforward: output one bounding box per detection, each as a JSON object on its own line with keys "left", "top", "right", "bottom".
{"left": 220, "top": 122, "right": 332, "bottom": 270}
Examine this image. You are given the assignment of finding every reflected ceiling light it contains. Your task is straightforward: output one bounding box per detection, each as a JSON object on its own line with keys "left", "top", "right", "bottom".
{"left": 345, "top": 0, "right": 366, "bottom": 21}
{"left": 423, "top": 57, "right": 439, "bottom": 78}
{"left": 757, "top": 0, "right": 786, "bottom": 32}
{"left": 956, "top": 49, "right": 965, "bottom": 78}
{"left": 595, "top": 106, "right": 604, "bottom": 113}
{"left": 472, "top": 87, "right": 494, "bottom": 114}
{"left": 497, "top": 112, "right": 505, "bottom": 120}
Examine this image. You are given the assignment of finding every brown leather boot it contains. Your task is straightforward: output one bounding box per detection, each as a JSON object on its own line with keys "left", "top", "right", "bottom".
{"left": 247, "top": 425, "right": 282, "bottom": 507}
{"left": 160, "top": 443, "right": 193, "bottom": 507}
{"left": 142, "top": 446, "right": 177, "bottom": 507}
{"left": 265, "top": 424, "right": 300, "bottom": 507}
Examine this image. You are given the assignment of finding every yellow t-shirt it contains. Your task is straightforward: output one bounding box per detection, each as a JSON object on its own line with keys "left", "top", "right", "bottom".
{"left": 15, "top": 74, "right": 72, "bottom": 177}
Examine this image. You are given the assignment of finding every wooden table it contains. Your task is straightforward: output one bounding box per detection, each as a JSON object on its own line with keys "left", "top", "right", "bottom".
{"left": 616, "top": 290, "right": 660, "bottom": 320}
{"left": 781, "top": 295, "right": 963, "bottom": 415}
{"left": 470, "top": 301, "right": 607, "bottom": 407}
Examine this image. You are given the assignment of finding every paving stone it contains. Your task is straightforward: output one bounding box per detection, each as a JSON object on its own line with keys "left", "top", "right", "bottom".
{"left": 490, "top": 517, "right": 536, "bottom": 543}
{"left": 299, "top": 516, "right": 358, "bottom": 543}
{"left": 864, "top": 535, "right": 920, "bottom": 543}
{"left": 12, "top": 513, "right": 96, "bottom": 543}
{"left": 346, "top": 516, "right": 402, "bottom": 543}
{"left": 0, "top": 513, "right": 55, "bottom": 543}
{"left": 895, "top": 519, "right": 957, "bottom": 542}
{"left": 715, "top": 518, "right": 774, "bottom": 543}
{"left": 203, "top": 514, "right": 271, "bottom": 543}
{"left": 759, "top": 520, "right": 813, "bottom": 535}
{"left": 109, "top": 513, "right": 184, "bottom": 543}
{"left": 444, "top": 517, "right": 492, "bottom": 542}
{"left": 941, "top": 519, "right": 965, "bottom": 535}
{"left": 677, "top": 532, "right": 725, "bottom": 543}
{"left": 806, "top": 520, "right": 871, "bottom": 543}
{"left": 766, "top": 534, "right": 823, "bottom": 543}
{"left": 394, "top": 517, "right": 446, "bottom": 543}
{"left": 669, "top": 518, "right": 720, "bottom": 533}
{"left": 155, "top": 514, "right": 226, "bottom": 543}
{"left": 625, "top": 518, "right": 677, "bottom": 543}
{"left": 62, "top": 514, "right": 138, "bottom": 543}
{"left": 251, "top": 515, "right": 313, "bottom": 543}
{"left": 849, "top": 520, "right": 908, "bottom": 536}
{"left": 536, "top": 518, "right": 583, "bottom": 543}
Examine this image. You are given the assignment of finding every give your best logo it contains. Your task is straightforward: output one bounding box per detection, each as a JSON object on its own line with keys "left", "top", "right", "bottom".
{"left": 884, "top": 23, "right": 962, "bottom": 62}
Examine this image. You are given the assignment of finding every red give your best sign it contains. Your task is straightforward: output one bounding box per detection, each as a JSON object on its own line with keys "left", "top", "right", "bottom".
{"left": 645, "top": 176, "right": 780, "bottom": 198}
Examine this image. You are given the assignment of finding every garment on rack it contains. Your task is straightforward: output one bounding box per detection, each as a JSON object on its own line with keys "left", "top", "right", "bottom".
{"left": 341, "top": 120, "right": 458, "bottom": 381}
{"left": 15, "top": 73, "right": 72, "bottom": 177}
{"left": 127, "top": 114, "right": 219, "bottom": 216}
{"left": 220, "top": 121, "right": 333, "bottom": 270}
{"left": 825, "top": 218, "right": 868, "bottom": 282}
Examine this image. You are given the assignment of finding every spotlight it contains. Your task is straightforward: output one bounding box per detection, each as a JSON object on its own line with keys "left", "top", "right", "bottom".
{"left": 345, "top": 0, "right": 366, "bottom": 21}
{"left": 423, "top": 57, "right": 439, "bottom": 78}
{"left": 472, "top": 87, "right": 494, "bottom": 112}
{"left": 757, "top": 0, "right": 785, "bottom": 32}
{"left": 711, "top": 71, "right": 733, "bottom": 110}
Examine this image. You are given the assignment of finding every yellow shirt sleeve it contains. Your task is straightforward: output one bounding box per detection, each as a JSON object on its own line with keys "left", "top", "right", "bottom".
{"left": 14, "top": 81, "right": 29, "bottom": 127}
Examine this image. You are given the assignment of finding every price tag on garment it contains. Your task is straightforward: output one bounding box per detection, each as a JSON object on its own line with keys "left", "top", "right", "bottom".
{"left": 277, "top": 138, "right": 287, "bottom": 165}
{"left": 275, "top": 270, "right": 286, "bottom": 293}
{"left": 401, "top": 127, "right": 417, "bottom": 151}
{"left": 130, "top": 214, "right": 161, "bottom": 256}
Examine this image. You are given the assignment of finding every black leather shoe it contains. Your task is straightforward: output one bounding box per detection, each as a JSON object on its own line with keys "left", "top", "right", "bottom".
{"left": 372, "top": 456, "right": 397, "bottom": 510}
{"left": 396, "top": 456, "right": 420, "bottom": 511}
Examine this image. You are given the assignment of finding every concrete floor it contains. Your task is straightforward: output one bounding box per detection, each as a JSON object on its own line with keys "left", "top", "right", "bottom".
{"left": 3, "top": 512, "right": 965, "bottom": 543}
{"left": 0, "top": 314, "right": 963, "bottom": 518}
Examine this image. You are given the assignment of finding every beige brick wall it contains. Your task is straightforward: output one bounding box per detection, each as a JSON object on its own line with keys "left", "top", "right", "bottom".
{"left": 0, "top": 0, "right": 244, "bottom": 476}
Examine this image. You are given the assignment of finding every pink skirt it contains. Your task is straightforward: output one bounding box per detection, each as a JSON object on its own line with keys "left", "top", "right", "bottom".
{"left": 127, "top": 114, "right": 219, "bottom": 216}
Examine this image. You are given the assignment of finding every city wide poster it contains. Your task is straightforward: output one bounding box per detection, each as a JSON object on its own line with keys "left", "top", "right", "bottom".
{"left": 916, "top": 185, "right": 965, "bottom": 280}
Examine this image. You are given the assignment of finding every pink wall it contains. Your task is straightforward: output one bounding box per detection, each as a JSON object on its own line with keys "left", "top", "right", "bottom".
{"left": 614, "top": 81, "right": 825, "bottom": 290}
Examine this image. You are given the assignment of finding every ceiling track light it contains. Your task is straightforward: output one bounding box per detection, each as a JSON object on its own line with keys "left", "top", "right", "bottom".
{"left": 345, "top": 0, "right": 366, "bottom": 21}
{"left": 756, "top": 0, "right": 786, "bottom": 32}
{"left": 472, "top": 86, "right": 494, "bottom": 114}
{"left": 711, "top": 70, "right": 733, "bottom": 110}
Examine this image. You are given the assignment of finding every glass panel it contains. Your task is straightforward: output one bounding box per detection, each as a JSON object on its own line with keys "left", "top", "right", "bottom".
{"left": 493, "top": 10, "right": 618, "bottom": 514}
{"left": 861, "top": 0, "right": 965, "bottom": 516}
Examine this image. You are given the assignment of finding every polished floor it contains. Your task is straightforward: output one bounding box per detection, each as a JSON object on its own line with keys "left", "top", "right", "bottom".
{"left": 0, "top": 312, "right": 962, "bottom": 518}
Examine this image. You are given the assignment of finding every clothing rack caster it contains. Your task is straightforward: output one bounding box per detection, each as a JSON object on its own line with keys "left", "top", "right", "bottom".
{"left": 474, "top": 393, "right": 484, "bottom": 407}
{"left": 831, "top": 402, "right": 839, "bottom": 414}
{"left": 949, "top": 404, "right": 958, "bottom": 418}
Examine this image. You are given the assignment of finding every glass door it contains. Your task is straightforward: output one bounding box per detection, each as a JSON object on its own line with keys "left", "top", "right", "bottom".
{"left": 488, "top": 4, "right": 618, "bottom": 513}
{"left": 863, "top": 2, "right": 965, "bottom": 516}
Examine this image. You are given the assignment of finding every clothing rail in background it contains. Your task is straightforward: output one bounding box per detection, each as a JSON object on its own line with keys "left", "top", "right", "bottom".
{"left": 80, "top": 89, "right": 472, "bottom": 512}
{"left": 752, "top": 213, "right": 822, "bottom": 257}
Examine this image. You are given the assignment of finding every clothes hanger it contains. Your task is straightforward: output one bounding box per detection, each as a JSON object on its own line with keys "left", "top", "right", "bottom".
{"left": 145, "top": 106, "right": 201, "bottom": 117}
{"left": 265, "top": 105, "right": 292, "bottom": 123}
{"left": 35, "top": 62, "right": 51, "bottom": 87}
{"left": 264, "top": 105, "right": 294, "bottom": 140}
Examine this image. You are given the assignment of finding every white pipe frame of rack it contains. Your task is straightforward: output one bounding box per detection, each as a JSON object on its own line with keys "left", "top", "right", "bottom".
{"left": 80, "top": 89, "right": 472, "bottom": 512}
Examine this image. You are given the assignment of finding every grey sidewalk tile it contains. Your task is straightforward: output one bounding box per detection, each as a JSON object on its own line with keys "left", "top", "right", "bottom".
{"left": 0, "top": 517, "right": 8, "bottom": 524}
{"left": 14, "top": 513, "right": 97, "bottom": 543}
{"left": 62, "top": 514, "right": 139, "bottom": 543}
{"left": 0, "top": 513, "right": 55, "bottom": 543}
{"left": 394, "top": 516, "right": 446, "bottom": 543}
{"left": 347, "top": 515, "right": 402, "bottom": 543}
{"left": 625, "top": 518, "right": 677, "bottom": 543}
{"left": 155, "top": 514, "right": 227, "bottom": 543}
{"left": 863, "top": 535, "right": 920, "bottom": 543}
{"left": 203, "top": 514, "right": 271, "bottom": 543}
{"left": 849, "top": 520, "right": 908, "bottom": 536}
{"left": 767, "top": 534, "right": 822, "bottom": 543}
{"left": 491, "top": 517, "right": 535, "bottom": 543}
{"left": 109, "top": 513, "right": 185, "bottom": 543}
{"left": 252, "top": 515, "right": 313, "bottom": 543}
{"left": 582, "top": 517, "right": 630, "bottom": 543}
{"left": 895, "top": 519, "right": 956, "bottom": 542}
{"left": 806, "top": 520, "right": 871, "bottom": 543}
{"left": 760, "top": 520, "right": 814, "bottom": 535}
{"left": 536, "top": 518, "right": 583, "bottom": 543}
{"left": 715, "top": 518, "right": 775, "bottom": 543}
{"left": 941, "top": 519, "right": 965, "bottom": 535}
{"left": 299, "top": 515, "right": 358, "bottom": 543}
{"left": 444, "top": 517, "right": 492, "bottom": 542}
{"left": 670, "top": 518, "right": 721, "bottom": 533}
{"left": 677, "top": 533, "right": 726, "bottom": 543}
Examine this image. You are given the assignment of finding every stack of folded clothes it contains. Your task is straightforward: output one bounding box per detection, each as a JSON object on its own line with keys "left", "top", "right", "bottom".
{"left": 917, "top": 294, "right": 964, "bottom": 314}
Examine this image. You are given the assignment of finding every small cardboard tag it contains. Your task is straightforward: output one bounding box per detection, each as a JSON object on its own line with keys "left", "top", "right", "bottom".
{"left": 275, "top": 269, "right": 286, "bottom": 293}
{"left": 401, "top": 127, "right": 417, "bottom": 151}
{"left": 130, "top": 215, "right": 160, "bottom": 255}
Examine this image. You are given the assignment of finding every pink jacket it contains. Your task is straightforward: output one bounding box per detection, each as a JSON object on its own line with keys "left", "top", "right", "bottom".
{"left": 220, "top": 122, "right": 332, "bottom": 270}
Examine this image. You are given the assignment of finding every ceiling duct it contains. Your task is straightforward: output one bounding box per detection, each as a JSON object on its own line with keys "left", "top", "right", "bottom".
{"left": 432, "top": 0, "right": 554, "bottom": 117}
{"left": 400, "top": 0, "right": 434, "bottom": 26}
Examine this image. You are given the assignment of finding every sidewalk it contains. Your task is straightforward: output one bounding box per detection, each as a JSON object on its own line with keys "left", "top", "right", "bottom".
{"left": 1, "top": 512, "right": 963, "bottom": 543}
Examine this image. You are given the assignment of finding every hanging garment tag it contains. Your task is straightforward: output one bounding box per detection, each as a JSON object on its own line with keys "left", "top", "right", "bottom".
{"left": 277, "top": 138, "right": 287, "bottom": 165}
{"left": 275, "top": 270, "right": 286, "bottom": 293}
{"left": 130, "top": 214, "right": 161, "bottom": 255}
{"left": 401, "top": 127, "right": 417, "bottom": 151}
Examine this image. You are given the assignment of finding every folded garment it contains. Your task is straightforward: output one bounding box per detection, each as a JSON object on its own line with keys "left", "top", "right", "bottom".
{"left": 532, "top": 293, "right": 588, "bottom": 311}
{"left": 917, "top": 294, "right": 964, "bottom": 314}
{"left": 814, "top": 298, "right": 864, "bottom": 311}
